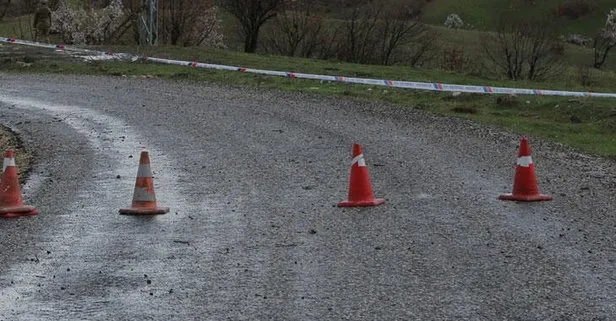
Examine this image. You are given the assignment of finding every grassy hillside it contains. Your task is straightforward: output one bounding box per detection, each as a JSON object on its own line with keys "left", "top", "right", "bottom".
{"left": 432, "top": 25, "right": 615, "bottom": 70}
{"left": 423, "top": 0, "right": 614, "bottom": 36}
{"left": 0, "top": 15, "right": 35, "bottom": 39}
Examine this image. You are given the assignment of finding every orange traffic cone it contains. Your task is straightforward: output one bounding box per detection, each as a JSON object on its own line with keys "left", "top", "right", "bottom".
{"left": 0, "top": 151, "right": 38, "bottom": 218}
{"left": 338, "top": 144, "right": 385, "bottom": 207}
{"left": 3, "top": 150, "right": 13, "bottom": 172}
{"left": 499, "top": 137, "right": 552, "bottom": 202}
{"left": 119, "top": 151, "right": 169, "bottom": 215}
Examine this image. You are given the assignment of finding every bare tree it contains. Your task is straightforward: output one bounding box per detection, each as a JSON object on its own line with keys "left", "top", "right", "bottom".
{"left": 482, "top": 14, "right": 563, "bottom": 80}
{"left": 159, "top": 0, "right": 224, "bottom": 47}
{"left": 161, "top": 0, "right": 197, "bottom": 45}
{"left": 482, "top": 16, "right": 528, "bottom": 80}
{"left": 592, "top": 9, "right": 616, "bottom": 69}
{"left": 261, "top": 0, "right": 436, "bottom": 66}
{"left": 120, "top": 0, "right": 142, "bottom": 43}
{"left": 219, "top": 0, "right": 286, "bottom": 53}
{"left": 315, "top": 23, "right": 343, "bottom": 60}
{"left": 263, "top": 0, "right": 324, "bottom": 57}
{"left": 375, "top": 2, "right": 430, "bottom": 66}
{"left": 337, "top": 0, "right": 384, "bottom": 63}
{"left": 525, "top": 20, "right": 564, "bottom": 80}
{"left": 593, "top": 28, "right": 616, "bottom": 68}
{"left": 330, "top": 0, "right": 436, "bottom": 66}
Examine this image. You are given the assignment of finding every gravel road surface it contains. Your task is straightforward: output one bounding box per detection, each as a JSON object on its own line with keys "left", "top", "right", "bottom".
{"left": 0, "top": 73, "right": 615, "bottom": 321}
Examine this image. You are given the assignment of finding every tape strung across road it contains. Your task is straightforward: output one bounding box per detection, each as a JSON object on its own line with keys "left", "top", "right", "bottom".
{"left": 4, "top": 36, "right": 616, "bottom": 99}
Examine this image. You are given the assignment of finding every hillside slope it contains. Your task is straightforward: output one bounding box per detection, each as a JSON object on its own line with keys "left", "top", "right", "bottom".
{"left": 423, "top": 0, "right": 614, "bottom": 36}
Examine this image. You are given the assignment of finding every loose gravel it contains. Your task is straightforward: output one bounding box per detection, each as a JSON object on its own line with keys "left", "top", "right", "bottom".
{"left": 0, "top": 73, "right": 614, "bottom": 320}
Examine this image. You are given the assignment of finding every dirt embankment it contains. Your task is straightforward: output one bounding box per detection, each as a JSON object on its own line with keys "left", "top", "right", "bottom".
{"left": 0, "top": 124, "right": 33, "bottom": 183}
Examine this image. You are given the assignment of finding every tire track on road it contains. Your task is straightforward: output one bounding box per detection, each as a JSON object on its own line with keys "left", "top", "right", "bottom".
{"left": 0, "top": 95, "right": 224, "bottom": 320}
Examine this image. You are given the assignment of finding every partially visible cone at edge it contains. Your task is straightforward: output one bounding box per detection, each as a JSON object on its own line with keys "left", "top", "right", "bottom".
{"left": 119, "top": 151, "right": 169, "bottom": 215}
{"left": 338, "top": 144, "right": 385, "bottom": 207}
{"left": 0, "top": 150, "right": 38, "bottom": 218}
{"left": 499, "top": 137, "right": 552, "bottom": 202}
{"left": 3, "top": 150, "right": 15, "bottom": 172}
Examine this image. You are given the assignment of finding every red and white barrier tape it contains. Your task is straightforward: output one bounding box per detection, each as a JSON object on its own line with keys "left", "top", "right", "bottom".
{"left": 4, "top": 36, "right": 616, "bottom": 99}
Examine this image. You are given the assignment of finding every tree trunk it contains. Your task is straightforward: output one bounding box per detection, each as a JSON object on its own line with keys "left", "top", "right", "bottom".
{"left": 244, "top": 29, "right": 259, "bottom": 53}
{"left": 593, "top": 45, "right": 613, "bottom": 69}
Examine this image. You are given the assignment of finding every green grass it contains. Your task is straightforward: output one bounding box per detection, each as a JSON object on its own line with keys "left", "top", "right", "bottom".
{"left": 432, "top": 25, "right": 616, "bottom": 70}
{"left": 213, "top": 7, "right": 616, "bottom": 72}
{"left": 91, "top": 44, "right": 616, "bottom": 92}
{"left": 2, "top": 45, "right": 616, "bottom": 159}
{"left": 0, "top": 15, "right": 35, "bottom": 40}
{"left": 423, "top": 0, "right": 615, "bottom": 36}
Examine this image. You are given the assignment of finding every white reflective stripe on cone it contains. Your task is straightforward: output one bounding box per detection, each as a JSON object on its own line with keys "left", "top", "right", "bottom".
{"left": 133, "top": 187, "right": 156, "bottom": 201}
{"left": 351, "top": 154, "right": 366, "bottom": 167}
{"left": 2, "top": 157, "right": 15, "bottom": 171}
{"left": 136, "top": 164, "right": 153, "bottom": 178}
{"left": 517, "top": 156, "right": 533, "bottom": 167}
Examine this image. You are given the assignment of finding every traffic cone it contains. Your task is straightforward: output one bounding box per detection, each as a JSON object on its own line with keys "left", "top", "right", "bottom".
{"left": 119, "top": 151, "right": 169, "bottom": 215}
{"left": 338, "top": 144, "right": 385, "bottom": 207}
{"left": 3, "top": 151, "right": 13, "bottom": 172}
{"left": 499, "top": 137, "right": 552, "bottom": 202}
{"left": 0, "top": 150, "right": 38, "bottom": 218}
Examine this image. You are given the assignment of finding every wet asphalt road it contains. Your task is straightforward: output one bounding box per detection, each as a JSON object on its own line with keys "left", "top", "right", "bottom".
{"left": 0, "top": 73, "right": 615, "bottom": 320}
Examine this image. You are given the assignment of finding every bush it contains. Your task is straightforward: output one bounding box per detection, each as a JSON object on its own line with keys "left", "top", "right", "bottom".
{"left": 452, "top": 105, "right": 479, "bottom": 114}
{"left": 51, "top": 0, "right": 127, "bottom": 45}
{"left": 444, "top": 13, "right": 463, "bottom": 29}
{"left": 159, "top": 0, "right": 225, "bottom": 47}
{"left": 261, "top": 0, "right": 324, "bottom": 57}
{"left": 481, "top": 14, "right": 564, "bottom": 81}
{"left": 496, "top": 95, "right": 520, "bottom": 107}
{"left": 284, "top": 0, "right": 437, "bottom": 67}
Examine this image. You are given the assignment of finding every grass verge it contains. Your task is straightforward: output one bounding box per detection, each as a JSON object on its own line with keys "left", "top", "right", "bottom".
{"left": 2, "top": 44, "right": 616, "bottom": 159}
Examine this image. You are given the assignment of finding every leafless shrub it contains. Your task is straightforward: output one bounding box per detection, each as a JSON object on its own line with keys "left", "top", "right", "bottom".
{"left": 334, "top": 0, "right": 383, "bottom": 63}
{"left": 159, "top": 0, "right": 224, "bottom": 47}
{"left": 331, "top": 0, "right": 436, "bottom": 66}
{"left": 262, "top": 0, "right": 324, "bottom": 57}
{"left": 261, "top": 0, "right": 435, "bottom": 66}
{"left": 375, "top": 3, "right": 431, "bottom": 66}
{"left": 481, "top": 14, "right": 564, "bottom": 81}
{"left": 313, "top": 23, "right": 343, "bottom": 60}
